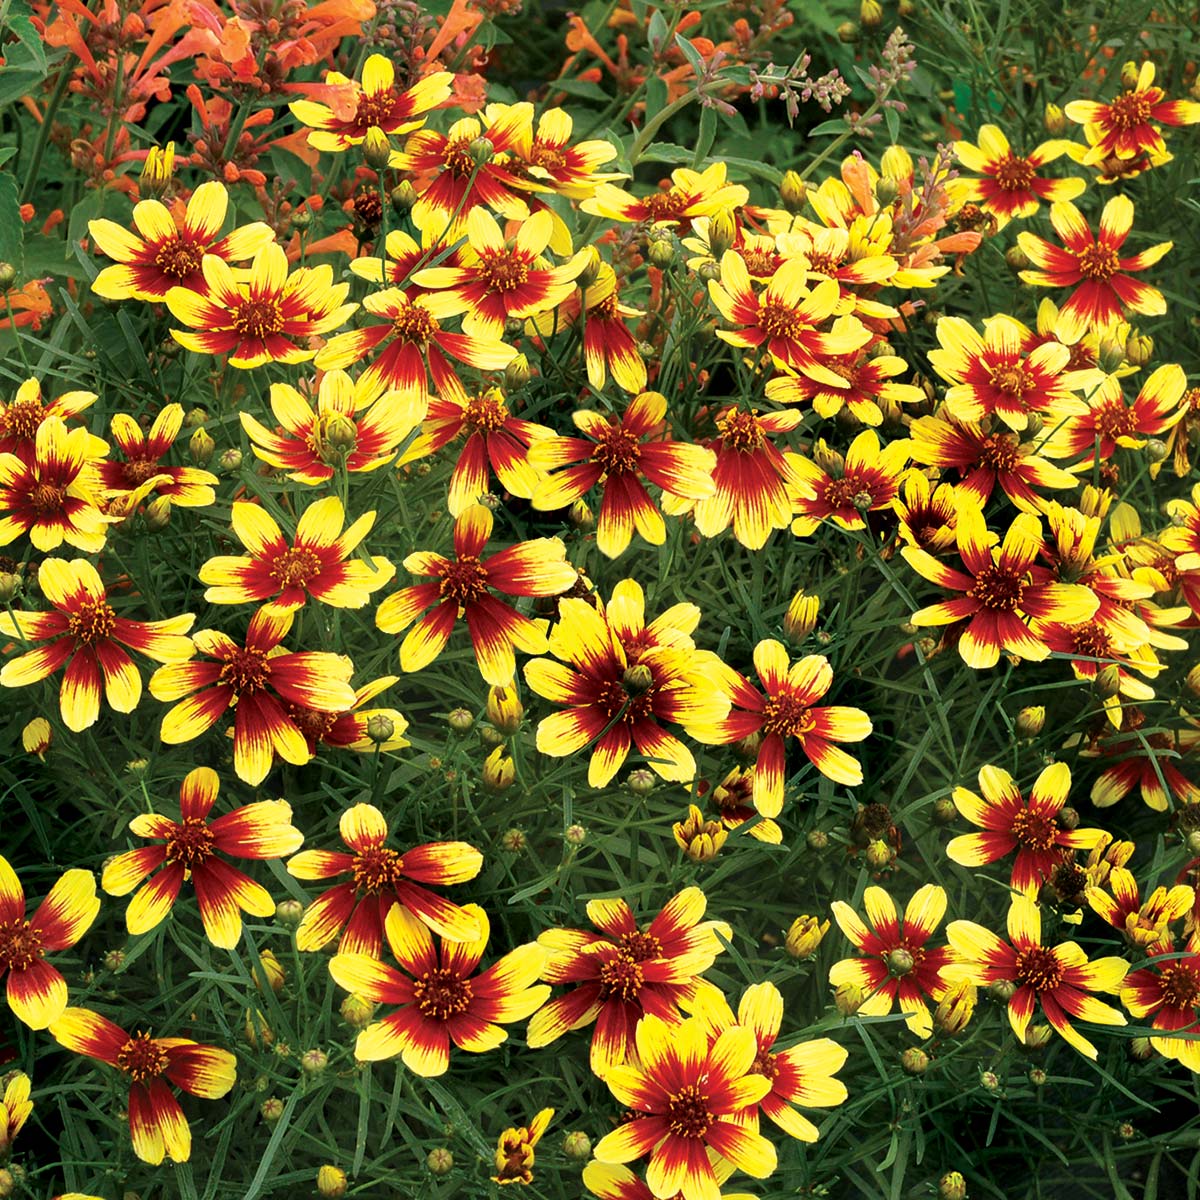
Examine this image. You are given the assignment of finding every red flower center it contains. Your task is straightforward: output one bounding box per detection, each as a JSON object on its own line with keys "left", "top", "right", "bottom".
{"left": 0, "top": 398, "right": 44, "bottom": 441}
{"left": 438, "top": 555, "right": 490, "bottom": 605}
{"left": 233, "top": 299, "right": 284, "bottom": 339}
{"left": 528, "top": 143, "right": 567, "bottom": 172}
{"left": 442, "top": 134, "right": 478, "bottom": 178}
{"left": 0, "top": 919, "right": 43, "bottom": 972}
{"left": 270, "top": 547, "right": 322, "bottom": 588}
{"left": 477, "top": 252, "right": 530, "bottom": 292}
{"left": 596, "top": 677, "right": 652, "bottom": 722}
{"left": 1076, "top": 244, "right": 1120, "bottom": 281}
{"left": 121, "top": 457, "right": 163, "bottom": 485}
{"left": 1014, "top": 945, "right": 1062, "bottom": 992}
{"left": 289, "top": 705, "right": 338, "bottom": 742}
{"left": 619, "top": 930, "right": 663, "bottom": 961}
{"left": 153, "top": 236, "right": 205, "bottom": 280}
{"left": 806, "top": 250, "right": 842, "bottom": 277}
{"left": 751, "top": 1046, "right": 779, "bottom": 1080}
{"left": 741, "top": 248, "right": 778, "bottom": 275}
{"left": 1159, "top": 963, "right": 1200, "bottom": 1010}
{"left": 1093, "top": 403, "right": 1139, "bottom": 440}
{"left": 1071, "top": 625, "right": 1111, "bottom": 658}
{"left": 993, "top": 153, "right": 1036, "bottom": 191}
{"left": 591, "top": 426, "right": 642, "bottom": 474}
{"left": 977, "top": 433, "right": 1021, "bottom": 471}
{"left": 351, "top": 846, "right": 405, "bottom": 894}
{"left": 758, "top": 300, "right": 807, "bottom": 342}
{"left": 464, "top": 391, "right": 509, "bottom": 432}
{"left": 822, "top": 476, "right": 874, "bottom": 512}
{"left": 588, "top": 291, "right": 620, "bottom": 320}
{"left": 598, "top": 954, "right": 645, "bottom": 1001}
{"left": 1106, "top": 91, "right": 1154, "bottom": 131}
{"left": 218, "top": 646, "right": 272, "bottom": 693}
{"left": 988, "top": 364, "right": 1033, "bottom": 398}
{"left": 761, "top": 692, "right": 816, "bottom": 738}
{"left": 1010, "top": 808, "right": 1058, "bottom": 851}
{"left": 413, "top": 967, "right": 473, "bottom": 1020}
{"left": 28, "top": 483, "right": 67, "bottom": 515}
{"left": 391, "top": 303, "right": 438, "bottom": 344}
{"left": 639, "top": 190, "right": 686, "bottom": 222}
{"left": 967, "top": 564, "right": 1026, "bottom": 611}
{"left": 67, "top": 599, "right": 117, "bottom": 645}
{"left": 116, "top": 1032, "right": 169, "bottom": 1082}
{"left": 355, "top": 89, "right": 400, "bottom": 130}
{"left": 666, "top": 1084, "right": 713, "bottom": 1138}
{"left": 165, "top": 816, "right": 216, "bottom": 867}
{"left": 717, "top": 410, "right": 765, "bottom": 452}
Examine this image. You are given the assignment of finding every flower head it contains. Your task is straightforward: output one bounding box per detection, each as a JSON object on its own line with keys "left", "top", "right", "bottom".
{"left": 0, "top": 377, "right": 97, "bottom": 460}
{"left": 582, "top": 163, "right": 749, "bottom": 230}
{"left": 0, "top": 1072, "right": 32, "bottom": 1153}
{"left": 98, "top": 404, "right": 217, "bottom": 511}
{"left": 493, "top": 1107, "right": 554, "bottom": 1185}
{"left": 765, "top": 347, "right": 924, "bottom": 427}
{"left": 789, "top": 430, "right": 910, "bottom": 536}
{"left": 1121, "top": 935, "right": 1200, "bottom": 1071}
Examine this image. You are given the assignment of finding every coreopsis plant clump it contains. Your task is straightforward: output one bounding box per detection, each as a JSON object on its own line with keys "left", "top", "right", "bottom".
{"left": 4, "top": 0, "right": 1200, "bottom": 1196}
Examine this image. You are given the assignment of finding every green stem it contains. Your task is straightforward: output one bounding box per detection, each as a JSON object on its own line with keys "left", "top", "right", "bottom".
{"left": 20, "top": 68, "right": 71, "bottom": 205}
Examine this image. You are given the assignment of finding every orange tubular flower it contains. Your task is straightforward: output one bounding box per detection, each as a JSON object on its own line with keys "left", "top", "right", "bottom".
{"left": 0, "top": 855, "right": 99, "bottom": 1029}
{"left": 591, "top": 1014, "right": 777, "bottom": 1200}
{"left": 241, "top": 372, "right": 422, "bottom": 485}
{"left": 690, "top": 641, "right": 871, "bottom": 817}
{"left": 765, "top": 348, "right": 924, "bottom": 427}
{"left": 289, "top": 56, "right": 453, "bottom": 152}
{"left": 582, "top": 163, "right": 749, "bottom": 230}
{"left": 527, "top": 887, "right": 731, "bottom": 1079}
{"left": 101, "top": 766, "right": 303, "bottom": 949}
{"left": 789, "top": 430, "right": 911, "bottom": 537}
{"left": 0, "top": 377, "right": 97, "bottom": 460}
{"left": 829, "top": 885, "right": 955, "bottom": 1037}
{"left": 951, "top": 125, "right": 1085, "bottom": 225}
{"left": 376, "top": 503, "right": 576, "bottom": 687}
{"left": 902, "top": 505, "right": 1099, "bottom": 669}
{"left": 287, "top": 803, "right": 482, "bottom": 955}
{"left": 149, "top": 607, "right": 357, "bottom": 786}
{"left": 0, "top": 558, "right": 194, "bottom": 732}
{"left": 946, "top": 763, "right": 1106, "bottom": 898}
{"left": 1065, "top": 62, "right": 1200, "bottom": 165}
{"left": 529, "top": 391, "right": 716, "bottom": 559}
{"left": 199, "top": 497, "right": 393, "bottom": 613}
{"left": 708, "top": 254, "right": 870, "bottom": 386}
{"left": 166, "top": 244, "right": 356, "bottom": 369}
{"left": 97, "top": 404, "right": 217, "bottom": 511}
{"left": 0, "top": 416, "right": 111, "bottom": 553}
{"left": 328, "top": 903, "right": 549, "bottom": 1077}
{"left": 411, "top": 207, "right": 587, "bottom": 339}
{"left": 50, "top": 1008, "right": 235, "bottom": 1164}
{"left": 947, "top": 896, "right": 1128, "bottom": 1059}
{"left": 88, "top": 181, "right": 275, "bottom": 301}
{"left": 1017, "top": 196, "right": 1172, "bottom": 342}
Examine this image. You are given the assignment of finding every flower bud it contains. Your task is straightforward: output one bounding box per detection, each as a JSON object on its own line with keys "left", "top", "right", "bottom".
{"left": 483, "top": 745, "right": 515, "bottom": 791}
{"left": 989, "top": 979, "right": 1016, "bottom": 1002}
{"left": 244, "top": 1008, "right": 274, "bottom": 1049}
{"left": 1094, "top": 664, "right": 1121, "bottom": 698}
{"left": 578, "top": 246, "right": 603, "bottom": 289}
{"left": 697, "top": 260, "right": 721, "bottom": 282}
{"left": 1120, "top": 60, "right": 1140, "bottom": 90}
{"left": 317, "top": 1165, "right": 347, "bottom": 1197}
{"left": 647, "top": 238, "right": 675, "bottom": 268}
{"left": 1146, "top": 438, "right": 1168, "bottom": 463}
{"left": 875, "top": 177, "right": 900, "bottom": 206}
{"left": 834, "top": 981, "right": 864, "bottom": 1015}
{"left": 568, "top": 498, "right": 594, "bottom": 528}
{"left": 783, "top": 589, "right": 819, "bottom": 641}
{"left": 1005, "top": 245, "right": 1031, "bottom": 272}
{"left": 218, "top": 447, "right": 243, "bottom": 473}
{"left": 363, "top": 127, "right": 392, "bottom": 169}
{"left": 427, "top": 1148, "right": 454, "bottom": 1175}
{"left": 886, "top": 947, "right": 915, "bottom": 976}
{"left": 316, "top": 412, "right": 357, "bottom": 461}
{"left": 900, "top": 1046, "right": 929, "bottom": 1075}
{"left": 897, "top": 0, "right": 917, "bottom": 14}
{"left": 837, "top": 20, "right": 860, "bottom": 43}
{"left": 340, "top": 994, "right": 376, "bottom": 1027}
{"left": 391, "top": 181, "right": 418, "bottom": 213}
{"left": 933, "top": 979, "right": 976, "bottom": 1036}
{"left": 806, "top": 829, "right": 829, "bottom": 850}
{"left": 1098, "top": 332, "right": 1126, "bottom": 374}
{"left": 21, "top": 717, "right": 50, "bottom": 758}
{"left": 1044, "top": 103, "right": 1067, "bottom": 134}
{"left": 256, "top": 949, "right": 285, "bottom": 993}
{"left": 779, "top": 170, "right": 807, "bottom": 212}
{"left": 707, "top": 209, "right": 737, "bottom": 259}
{"left": 445, "top": 709, "right": 475, "bottom": 737}
{"left": 468, "top": 136, "right": 495, "bottom": 165}
{"left": 673, "top": 805, "right": 727, "bottom": 862}
{"left": 628, "top": 768, "right": 656, "bottom": 794}
{"left": 733, "top": 731, "right": 762, "bottom": 761}
{"left": 860, "top": 0, "right": 883, "bottom": 27}
{"left": 276, "top": 898, "right": 304, "bottom": 927}
{"left": 261, "top": 1096, "right": 284, "bottom": 1122}
{"left": 931, "top": 796, "right": 957, "bottom": 825}
{"left": 189, "top": 427, "right": 215, "bottom": 466}
{"left": 139, "top": 142, "right": 175, "bottom": 197}
{"left": 938, "top": 1171, "right": 968, "bottom": 1200}
{"left": 563, "top": 1130, "right": 592, "bottom": 1160}
{"left": 301, "top": 1048, "right": 328, "bottom": 1073}
{"left": 289, "top": 208, "right": 313, "bottom": 231}
{"left": 487, "top": 684, "right": 524, "bottom": 734}
{"left": 978, "top": 1069, "right": 1001, "bottom": 1092}
{"left": 1015, "top": 705, "right": 1045, "bottom": 738}
{"left": 622, "top": 663, "right": 654, "bottom": 695}
{"left": 500, "top": 827, "right": 527, "bottom": 852}
{"left": 1057, "top": 805, "right": 1079, "bottom": 831}
{"left": 565, "top": 823, "right": 587, "bottom": 846}
{"left": 1124, "top": 331, "right": 1153, "bottom": 366}
{"left": 1129, "top": 1036, "right": 1154, "bottom": 1061}
{"left": 864, "top": 839, "right": 894, "bottom": 869}
{"left": 504, "top": 353, "right": 531, "bottom": 390}
{"left": 103, "top": 948, "right": 125, "bottom": 971}
{"left": 365, "top": 713, "right": 395, "bottom": 743}
{"left": 785, "top": 915, "right": 829, "bottom": 959}
{"left": 144, "top": 495, "right": 172, "bottom": 530}
{"left": 1023, "top": 1023, "right": 1053, "bottom": 1051}
{"left": 1028, "top": 1066, "right": 1047, "bottom": 1086}
{"left": 1187, "top": 830, "right": 1200, "bottom": 856}
{"left": 479, "top": 722, "right": 506, "bottom": 747}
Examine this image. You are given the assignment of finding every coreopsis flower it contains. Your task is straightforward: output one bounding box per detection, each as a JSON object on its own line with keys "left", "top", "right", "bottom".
{"left": 167, "top": 244, "right": 356, "bottom": 368}
{"left": 0, "top": 557, "right": 195, "bottom": 732}
{"left": 789, "top": 430, "right": 911, "bottom": 537}
{"left": 492, "top": 1107, "right": 554, "bottom": 1185}
{"left": 1040, "top": 363, "right": 1188, "bottom": 467}
{"left": 582, "top": 162, "right": 749, "bottom": 230}
{"left": 892, "top": 470, "right": 960, "bottom": 554}
{"left": 328, "top": 903, "right": 548, "bottom": 1076}
{"left": 89, "top": 181, "right": 275, "bottom": 301}
{"left": 1017, "top": 196, "right": 1172, "bottom": 341}
{"left": 49, "top": 1008, "right": 235, "bottom": 1164}
{"left": 97, "top": 404, "right": 217, "bottom": 511}
{"left": 577, "top": 263, "right": 647, "bottom": 394}
{"left": 947, "top": 895, "right": 1128, "bottom": 1058}
{"left": 946, "top": 762, "right": 1106, "bottom": 897}
{"left": 348, "top": 226, "right": 468, "bottom": 288}
{"left": 592, "top": 1014, "right": 777, "bottom": 1200}
{"left": 376, "top": 503, "right": 575, "bottom": 686}
{"left": 1065, "top": 62, "right": 1200, "bottom": 165}
{"left": 582, "top": 1163, "right": 755, "bottom": 1200}
{"left": 523, "top": 581, "right": 729, "bottom": 787}
{"left": 199, "top": 497, "right": 393, "bottom": 613}
{"left": 765, "top": 348, "right": 924, "bottom": 426}
{"left": 829, "top": 885, "right": 955, "bottom": 1037}
{"left": 907, "top": 413, "right": 1079, "bottom": 513}
{"left": 0, "top": 377, "right": 97, "bottom": 460}
{"left": 149, "top": 606, "right": 357, "bottom": 786}
{"left": 411, "top": 207, "right": 587, "bottom": 338}
{"left": 507, "top": 106, "right": 621, "bottom": 199}
{"left": 0, "top": 855, "right": 99, "bottom": 1028}
{"left": 289, "top": 57, "right": 452, "bottom": 151}
{"left": 0, "top": 416, "right": 111, "bottom": 552}
{"left": 241, "top": 372, "right": 422, "bottom": 485}
{"left": 313, "top": 286, "right": 514, "bottom": 404}
{"left": 527, "top": 887, "right": 731, "bottom": 1078}
{"left": 0, "top": 1071, "right": 31, "bottom": 1152}
{"left": 529, "top": 391, "right": 716, "bottom": 559}
{"left": 101, "top": 766, "right": 303, "bottom": 948}
{"left": 406, "top": 384, "right": 552, "bottom": 516}
{"left": 21, "top": 717, "right": 51, "bottom": 758}
{"left": 776, "top": 222, "right": 901, "bottom": 314}
{"left": 1086, "top": 867, "right": 1193, "bottom": 950}
{"left": 672, "top": 806, "right": 727, "bottom": 861}
{"left": 928, "top": 315, "right": 1090, "bottom": 432}
{"left": 708, "top": 255, "right": 871, "bottom": 386}
{"left": 688, "top": 641, "right": 871, "bottom": 817}
{"left": 1082, "top": 711, "right": 1200, "bottom": 811}
{"left": 287, "top": 802, "right": 483, "bottom": 954}
{"left": 951, "top": 125, "right": 1085, "bottom": 225}
{"left": 704, "top": 765, "right": 782, "bottom": 843}
{"left": 288, "top": 675, "right": 410, "bottom": 755}
{"left": 1121, "top": 936, "right": 1200, "bottom": 1071}
{"left": 902, "top": 505, "right": 1100, "bottom": 669}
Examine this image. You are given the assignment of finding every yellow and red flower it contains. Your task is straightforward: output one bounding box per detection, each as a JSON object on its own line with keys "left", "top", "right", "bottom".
{"left": 526, "top": 886, "right": 731, "bottom": 1079}
{"left": 348, "top": 225, "right": 468, "bottom": 289}
{"left": 689, "top": 641, "right": 870, "bottom": 817}
{"left": 150, "top": 606, "right": 357, "bottom": 786}
{"left": 287, "top": 802, "right": 482, "bottom": 955}
{"left": 0, "top": 854, "right": 99, "bottom": 1029}
{"left": 591, "top": 1013, "right": 777, "bottom": 1200}
{"left": 1083, "top": 711, "right": 1200, "bottom": 812}
{"left": 702, "top": 765, "right": 783, "bottom": 844}
{"left": 582, "top": 163, "right": 749, "bottom": 231}
{"left": 328, "top": 902, "right": 548, "bottom": 1076}
{"left": 529, "top": 390, "right": 716, "bottom": 560}
{"left": 167, "top": 244, "right": 356, "bottom": 369}
{"left": 575, "top": 263, "right": 648, "bottom": 395}
{"left": 376, "top": 503, "right": 575, "bottom": 687}
{"left": 287, "top": 675, "right": 410, "bottom": 756}
{"left": 1086, "top": 867, "right": 1193, "bottom": 951}
{"left": 788, "top": 430, "right": 911, "bottom": 536}
{"left": 1121, "top": 934, "right": 1200, "bottom": 1071}
{"left": 0, "top": 557, "right": 194, "bottom": 732}
{"left": 199, "top": 497, "right": 393, "bottom": 613}
{"left": 507, "top": 106, "right": 621, "bottom": 200}
{"left": 89, "top": 181, "right": 275, "bottom": 301}
{"left": 1017, "top": 196, "right": 1172, "bottom": 342}
{"left": 892, "top": 469, "right": 960, "bottom": 554}
{"left": 946, "top": 762, "right": 1106, "bottom": 897}
{"left": 0, "top": 377, "right": 97, "bottom": 460}
{"left": 0, "top": 1071, "right": 31, "bottom": 1152}
{"left": 829, "top": 885, "right": 954, "bottom": 1037}
{"left": 582, "top": 1162, "right": 755, "bottom": 1200}
{"left": 947, "top": 895, "right": 1127, "bottom": 1058}
{"left": 101, "top": 766, "right": 303, "bottom": 949}
{"left": 493, "top": 1106, "right": 554, "bottom": 1186}
{"left": 97, "top": 404, "right": 217, "bottom": 511}
{"left": 49, "top": 1008, "right": 235, "bottom": 1164}
{"left": 765, "top": 347, "right": 924, "bottom": 427}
